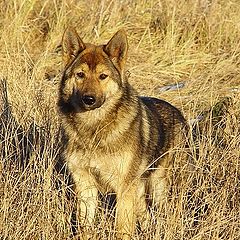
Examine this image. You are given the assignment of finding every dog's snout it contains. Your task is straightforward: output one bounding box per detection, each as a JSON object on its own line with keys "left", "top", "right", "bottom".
{"left": 82, "top": 95, "right": 96, "bottom": 106}
{"left": 70, "top": 90, "right": 104, "bottom": 111}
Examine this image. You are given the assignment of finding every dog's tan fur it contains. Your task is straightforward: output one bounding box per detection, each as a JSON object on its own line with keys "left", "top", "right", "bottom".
{"left": 58, "top": 27, "right": 188, "bottom": 239}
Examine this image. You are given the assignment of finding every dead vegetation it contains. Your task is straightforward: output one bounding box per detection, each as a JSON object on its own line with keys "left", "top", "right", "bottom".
{"left": 0, "top": 0, "right": 240, "bottom": 239}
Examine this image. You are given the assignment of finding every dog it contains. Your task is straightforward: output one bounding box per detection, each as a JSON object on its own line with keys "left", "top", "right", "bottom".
{"left": 58, "top": 27, "right": 188, "bottom": 239}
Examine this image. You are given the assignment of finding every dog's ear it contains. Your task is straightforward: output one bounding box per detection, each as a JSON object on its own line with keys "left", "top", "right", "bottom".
{"left": 62, "top": 27, "right": 86, "bottom": 66}
{"left": 104, "top": 29, "right": 128, "bottom": 70}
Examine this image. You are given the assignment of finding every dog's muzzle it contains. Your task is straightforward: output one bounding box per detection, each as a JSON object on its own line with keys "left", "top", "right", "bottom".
{"left": 70, "top": 90, "right": 104, "bottom": 112}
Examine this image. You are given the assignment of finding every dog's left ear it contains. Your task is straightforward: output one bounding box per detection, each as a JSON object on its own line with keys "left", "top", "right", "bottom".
{"left": 104, "top": 29, "right": 128, "bottom": 70}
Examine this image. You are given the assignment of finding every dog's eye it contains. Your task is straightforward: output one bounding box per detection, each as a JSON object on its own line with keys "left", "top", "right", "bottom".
{"left": 76, "top": 72, "right": 85, "bottom": 79}
{"left": 99, "top": 73, "right": 108, "bottom": 80}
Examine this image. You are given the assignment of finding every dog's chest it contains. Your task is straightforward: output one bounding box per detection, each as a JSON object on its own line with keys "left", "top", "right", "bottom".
{"left": 66, "top": 147, "right": 134, "bottom": 190}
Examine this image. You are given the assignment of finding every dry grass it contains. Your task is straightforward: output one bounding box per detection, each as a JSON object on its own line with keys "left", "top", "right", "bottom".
{"left": 0, "top": 0, "right": 240, "bottom": 239}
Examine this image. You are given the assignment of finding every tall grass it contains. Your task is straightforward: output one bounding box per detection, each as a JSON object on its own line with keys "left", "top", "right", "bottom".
{"left": 0, "top": 0, "right": 239, "bottom": 239}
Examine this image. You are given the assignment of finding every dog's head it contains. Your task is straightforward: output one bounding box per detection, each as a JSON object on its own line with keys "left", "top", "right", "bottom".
{"left": 58, "top": 28, "right": 128, "bottom": 114}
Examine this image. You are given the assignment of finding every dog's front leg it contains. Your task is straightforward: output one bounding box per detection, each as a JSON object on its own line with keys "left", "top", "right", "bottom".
{"left": 116, "top": 183, "right": 137, "bottom": 239}
{"left": 71, "top": 168, "right": 98, "bottom": 227}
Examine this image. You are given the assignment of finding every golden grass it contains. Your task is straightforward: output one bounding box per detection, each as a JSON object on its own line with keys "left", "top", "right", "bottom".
{"left": 0, "top": 0, "right": 240, "bottom": 239}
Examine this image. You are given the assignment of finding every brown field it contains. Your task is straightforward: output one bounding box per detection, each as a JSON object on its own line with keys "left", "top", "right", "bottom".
{"left": 0, "top": 0, "right": 239, "bottom": 239}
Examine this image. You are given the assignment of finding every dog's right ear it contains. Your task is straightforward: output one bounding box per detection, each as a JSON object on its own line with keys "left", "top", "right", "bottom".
{"left": 62, "top": 27, "right": 86, "bottom": 66}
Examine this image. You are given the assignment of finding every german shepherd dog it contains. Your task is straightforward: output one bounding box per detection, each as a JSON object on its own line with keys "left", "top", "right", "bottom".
{"left": 58, "top": 27, "right": 188, "bottom": 239}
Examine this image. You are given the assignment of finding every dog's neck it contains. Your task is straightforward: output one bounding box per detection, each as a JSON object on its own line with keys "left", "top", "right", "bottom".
{"left": 63, "top": 83, "right": 139, "bottom": 151}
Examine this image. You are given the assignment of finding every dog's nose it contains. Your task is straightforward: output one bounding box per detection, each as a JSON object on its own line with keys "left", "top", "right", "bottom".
{"left": 82, "top": 95, "right": 96, "bottom": 106}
